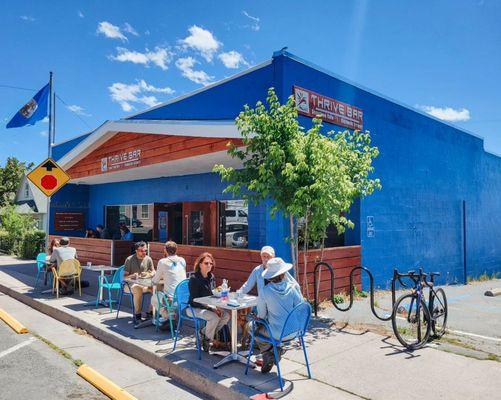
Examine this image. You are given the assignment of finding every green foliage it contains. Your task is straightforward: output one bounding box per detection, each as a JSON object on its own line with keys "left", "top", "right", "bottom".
{"left": 353, "top": 285, "right": 369, "bottom": 298}
{"left": 214, "top": 88, "right": 381, "bottom": 243}
{"left": 332, "top": 293, "right": 346, "bottom": 304}
{"left": 0, "top": 205, "right": 44, "bottom": 258}
{"left": 0, "top": 157, "right": 34, "bottom": 207}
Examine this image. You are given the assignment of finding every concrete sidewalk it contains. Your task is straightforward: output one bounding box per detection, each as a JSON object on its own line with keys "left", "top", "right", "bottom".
{"left": 1, "top": 256, "right": 501, "bottom": 400}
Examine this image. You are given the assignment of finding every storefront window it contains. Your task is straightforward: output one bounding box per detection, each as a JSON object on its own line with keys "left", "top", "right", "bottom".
{"left": 219, "top": 200, "right": 248, "bottom": 248}
{"left": 105, "top": 204, "right": 153, "bottom": 241}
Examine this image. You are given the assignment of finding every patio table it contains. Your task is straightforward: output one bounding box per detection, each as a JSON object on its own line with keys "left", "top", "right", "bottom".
{"left": 194, "top": 293, "right": 258, "bottom": 369}
{"left": 81, "top": 264, "right": 118, "bottom": 306}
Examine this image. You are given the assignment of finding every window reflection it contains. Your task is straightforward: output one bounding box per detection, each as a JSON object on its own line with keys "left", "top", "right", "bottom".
{"left": 105, "top": 204, "right": 153, "bottom": 241}
{"left": 219, "top": 200, "right": 248, "bottom": 248}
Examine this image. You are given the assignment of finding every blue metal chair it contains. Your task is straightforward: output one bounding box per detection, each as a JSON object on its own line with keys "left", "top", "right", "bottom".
{"left": 35, "top": 253, "right": 49, "bottom": 290}
{"left": 96, "top": 266, "right": 125, "bottom": 312}
{"left": 172, "top": 279, "right": 206, "bottom": 360}
{"left": 245, "top": 302, "right": 312, "bottom": 391}
{"left": 116, "top": 274, "right": 141, "bottom": 323}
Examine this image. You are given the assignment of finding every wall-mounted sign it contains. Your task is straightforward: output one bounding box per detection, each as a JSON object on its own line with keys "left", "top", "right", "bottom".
{"left": 293, "top": 86, "right": 363, "bottom": 130}
{"left": 54, "top": 212, "right": 85, "bottom": 231}
{"left": 101, "top": 149, "right": 142, "bottom": 173}
{"left": 366, "top": 215, "right": 375, "bottom": 238}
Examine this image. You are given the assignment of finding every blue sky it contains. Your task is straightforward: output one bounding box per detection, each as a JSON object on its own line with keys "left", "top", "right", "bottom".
{"left": 1, "top": 0, "right": 500, "bottom": 166}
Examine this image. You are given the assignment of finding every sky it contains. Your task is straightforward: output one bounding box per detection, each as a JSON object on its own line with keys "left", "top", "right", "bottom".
{"left": 0, "top": 0, "right": 500, "bottom": 166}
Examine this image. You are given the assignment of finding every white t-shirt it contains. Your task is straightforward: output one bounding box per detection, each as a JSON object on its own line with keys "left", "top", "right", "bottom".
{"left": 152, "top": 255, "right": 187, "bottom": 297}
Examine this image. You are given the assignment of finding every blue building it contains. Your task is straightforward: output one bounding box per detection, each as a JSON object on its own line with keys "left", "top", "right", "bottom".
{"left": 52, "top": 50, "right": 501, "bottom": 288}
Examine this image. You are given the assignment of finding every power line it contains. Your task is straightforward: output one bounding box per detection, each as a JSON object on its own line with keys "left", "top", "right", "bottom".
{"left": 55, "top": 94, "right": 92, "bottom": 130}
{"left": 0, "top": 84, "right": 37, "bottom": 92}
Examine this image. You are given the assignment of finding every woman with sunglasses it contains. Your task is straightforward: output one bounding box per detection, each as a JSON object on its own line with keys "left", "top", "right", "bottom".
{"left": 188, "top": 252, "right": 230, "bottom": 352}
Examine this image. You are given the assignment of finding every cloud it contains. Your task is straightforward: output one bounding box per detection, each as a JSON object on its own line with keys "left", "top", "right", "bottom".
{"left": 42, "top": 116, "right": 49, "bottom": 123}
{"left": 180, "top": 25, "right": 221, "bottom": 62}
{"left": 175, "top": 57, "right": 213, "bottom": 85}
{"left": 78, "top": 10, "right": 84, "bottom": 18}
{"left": 218, "top": 51, "right": 248, "bottom": 69}
{"left": 123, "top": 22, "right": 139, "bottom": 36}
{"left": 20, "top": 15, "right": 35, "bottom": 22}
{"left": 66, "top": 105, "right": 91, "bottom": 117}
{"left": 40, "top": 130, "right": 48, "bottom": 137}
{"left": 242, "top": 11, "right": 260, "bottom": 31}
{"left": 110, "top": 46, "right": 172, "bottom": 70}
{"left": 417, "top": 105, "right": 471, "bottom": 122}
{"left": 97, "top": 21, "right": 127, "bottom": 41}
{"left": 108, "top": 80, "right": 175, "bottom": 111}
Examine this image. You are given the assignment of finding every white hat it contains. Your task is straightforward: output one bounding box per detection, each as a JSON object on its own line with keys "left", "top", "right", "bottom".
{"left": 260, "top": 245, "right": 275, "bottom": 257}
{"left": 262, "top": 257, "right": 292, "bottom": 280}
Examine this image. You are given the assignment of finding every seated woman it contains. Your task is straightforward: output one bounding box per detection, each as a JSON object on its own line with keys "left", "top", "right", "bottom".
{"left": 237, "top": 245, "right": 300, "bottom": 296}
{"left": 188, "top": 252, "right": 230, "bottom": 352}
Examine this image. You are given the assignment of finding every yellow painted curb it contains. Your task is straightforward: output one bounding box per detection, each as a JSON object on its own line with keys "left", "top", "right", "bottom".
{"left": 0, "top": 309, "right": 28, "bottom": 334}
{"left": 77, "top": 364, "right": 138, "bottom": 400}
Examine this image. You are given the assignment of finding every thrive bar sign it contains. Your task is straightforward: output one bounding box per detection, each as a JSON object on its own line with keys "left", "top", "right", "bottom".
{"left": 101, "top": 149, "right": 142, "bottom": 172}
{"left": 293, "top": 86, "right": 363, "bottom": 130}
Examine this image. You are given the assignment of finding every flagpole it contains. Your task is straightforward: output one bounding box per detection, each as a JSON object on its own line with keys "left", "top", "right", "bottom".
{"left": 45, "top": 72, "right": 53, "bottom": 250}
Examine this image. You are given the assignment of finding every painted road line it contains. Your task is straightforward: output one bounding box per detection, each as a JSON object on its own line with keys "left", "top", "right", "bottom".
{"left": 0, "top": 337, "right": 36, "bottom": 359}
{"left": 77, "top": 364, "right": 138, "bottom": 400}
{"left": 0, "top": 308, "right": 28, "bottom": 334}
{"left": 447, "top": 329, "right": 501, "bottom": 343}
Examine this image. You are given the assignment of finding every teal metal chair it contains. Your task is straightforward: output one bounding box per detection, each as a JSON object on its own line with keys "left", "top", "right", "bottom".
{"left": 154, "top": 290, "right": 178, "bottom": 338}
{"left": 35, "top": 253, "right": 49, "bottom": 290}
{"left": 96, "top": 266, "right": 125, "bottom": 312}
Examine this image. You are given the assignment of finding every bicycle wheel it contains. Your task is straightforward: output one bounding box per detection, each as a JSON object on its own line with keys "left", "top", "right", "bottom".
{"left": 392, "top": 293, "right": 431, "bottom": 350}
{"left": 431, "top": 288, "right": 448, "bottom": 338}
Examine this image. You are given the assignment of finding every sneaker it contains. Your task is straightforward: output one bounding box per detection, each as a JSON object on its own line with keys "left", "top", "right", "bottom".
{"left": 261, "top": 350, "right": 275, "bottom": 374}
{"left": 199, "top": 329, "right": 210, "bottom": 353}
{"left": 145, "top": 311, "right": 153, "bottom": 320}
{"left": 134, "top": 313, "right": 142, "bottom": 322}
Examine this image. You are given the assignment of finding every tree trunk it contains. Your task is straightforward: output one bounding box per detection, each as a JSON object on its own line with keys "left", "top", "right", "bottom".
{"left": 289, "top": 214, "right": 298, "bottom": 279}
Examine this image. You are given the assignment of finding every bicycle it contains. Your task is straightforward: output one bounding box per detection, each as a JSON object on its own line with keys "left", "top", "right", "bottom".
{"left": 391, "top": 269, "right": 448, "bottom": 350}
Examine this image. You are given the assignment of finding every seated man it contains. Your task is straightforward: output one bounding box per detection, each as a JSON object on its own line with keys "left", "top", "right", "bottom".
{"left": 238, "top": 245, "right": 300, "bottom": 296}
{"left": 49, "top": 237, "right": 78, "bottom": 294}
{"left": 124, "top": 241, "right": 155, "bottom": 321}
{"left": 254, "top": 257, "right": 304, "bottom": 373}
{"left": 150, "top": 241, "right": 186, "bottom": 320}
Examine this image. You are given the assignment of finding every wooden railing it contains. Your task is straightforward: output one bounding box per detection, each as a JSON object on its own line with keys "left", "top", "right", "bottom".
{"left": 49, "top": 236, "right": 361, "bottom": 301}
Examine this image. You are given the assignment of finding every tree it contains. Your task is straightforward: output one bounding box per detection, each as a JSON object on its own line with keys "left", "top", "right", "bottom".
{"left": 0, "top": 157, "right": 34, "bottom": 207}
{"left": 214, "top": 88, "right": 381, "bottom": 296}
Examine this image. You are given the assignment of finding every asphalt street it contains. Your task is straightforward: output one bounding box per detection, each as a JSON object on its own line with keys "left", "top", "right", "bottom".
{"left": 0, "top": 320, "right": 106, "bottom": 400}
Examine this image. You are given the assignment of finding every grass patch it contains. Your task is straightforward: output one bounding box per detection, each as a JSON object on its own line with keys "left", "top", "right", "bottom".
{"left": 467, "top": 271, "right": 499, "bottom": 283}
{"left": 353, "top": 285, "right": 368, "bottom": 298}
{"left": 332, "top": 293, "right": 347, "bottom": 304}
{"left": 32, "top": 332, "right": 84, "bottom": 368}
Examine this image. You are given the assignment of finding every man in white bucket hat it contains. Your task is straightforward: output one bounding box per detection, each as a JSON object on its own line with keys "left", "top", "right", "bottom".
{"left": 253, "top": 257, "right": 304, "bottom": 373}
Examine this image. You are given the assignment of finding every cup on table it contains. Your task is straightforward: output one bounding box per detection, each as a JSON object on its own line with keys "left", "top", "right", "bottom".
{"left": 86, "top": 262, "right": 92, "bottom": 268}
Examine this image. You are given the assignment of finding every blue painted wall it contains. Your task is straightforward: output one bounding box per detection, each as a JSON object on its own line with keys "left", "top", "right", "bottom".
{"left": 52, "top": 51, "right": 501, "bottom": 287}
{"left": 275, "top": 52, "right": 501, "bottom": 287}
{"left": 50, "top": 184, "right": 89, "bottom": 237}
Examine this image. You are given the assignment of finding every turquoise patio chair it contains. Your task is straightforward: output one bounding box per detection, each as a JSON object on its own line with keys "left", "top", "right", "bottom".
{"left": 245, "top": 302, "right": 312, "bottom": 391}
{"left": 35, "top": 252, "right": 50, "bottom": 290}
{"left": 96, "top": 266, "right": 125, "bottom": 312}
{"left": 154, "top": 289, "right": 178, "bottom": 339}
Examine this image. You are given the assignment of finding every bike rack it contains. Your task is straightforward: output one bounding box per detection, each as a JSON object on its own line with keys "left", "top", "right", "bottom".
{"left": 313, "top": 262, "right": 398, "bottom": 321}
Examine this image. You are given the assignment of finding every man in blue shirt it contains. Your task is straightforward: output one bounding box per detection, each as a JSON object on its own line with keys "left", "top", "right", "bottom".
{"left": 254, "top": 257, "right": 304, "bottom": 373}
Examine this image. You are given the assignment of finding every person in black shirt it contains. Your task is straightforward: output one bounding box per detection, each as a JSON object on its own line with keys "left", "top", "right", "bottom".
{"left": 188, "top": 252, "right": 230, "bottom": 352}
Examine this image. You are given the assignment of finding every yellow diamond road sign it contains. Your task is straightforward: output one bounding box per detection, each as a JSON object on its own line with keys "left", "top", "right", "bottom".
{"left": 27, "top": 158, "right": 71, "bottom": 197}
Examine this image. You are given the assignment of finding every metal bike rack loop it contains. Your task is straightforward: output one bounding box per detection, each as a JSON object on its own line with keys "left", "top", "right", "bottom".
{"left": 313, "top": 262, "right": 397, "bottom": 321}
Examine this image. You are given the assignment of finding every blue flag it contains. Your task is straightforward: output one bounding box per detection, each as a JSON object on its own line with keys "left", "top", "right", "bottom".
{"left": 6, "top": 83, "right": 50, "bottom": 129}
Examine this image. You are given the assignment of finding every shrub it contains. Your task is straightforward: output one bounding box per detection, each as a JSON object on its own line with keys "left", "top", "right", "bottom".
{"left": 20, "top": 230, "right": 46, "bottom": 259}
